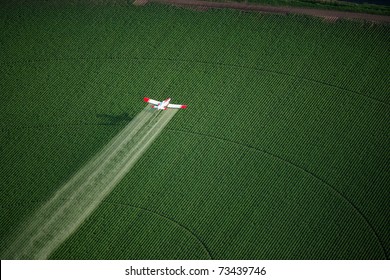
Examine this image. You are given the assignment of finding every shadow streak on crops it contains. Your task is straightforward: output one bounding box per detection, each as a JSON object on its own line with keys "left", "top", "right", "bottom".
{"left": 1, "top": 56, "right": 387, "bottom": 106}
{"left": 166, "top": 128, "right": 388, "bottom": 259}
{"left": 0, "top": 122, "right": 122, "bottom": 132}
{"left": 1, "top": 106, "right": 177, "bottom": 260}
{"left": 1, "top": 112, "right": 132, "bottom": 132}
{"left": 96, "top": 112, "right": 133, "bottom": 125}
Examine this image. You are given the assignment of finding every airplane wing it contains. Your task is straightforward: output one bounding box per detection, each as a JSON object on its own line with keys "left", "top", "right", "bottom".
{"left": 143, "top": 97, "right": 159, "bottom": 105}
{"left": 167, "top": 103, "right": 187, "bottom": 109}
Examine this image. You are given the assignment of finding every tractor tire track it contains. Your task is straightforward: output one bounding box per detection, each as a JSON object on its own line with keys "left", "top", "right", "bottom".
{"left": 166, "top": 128, "right": 388, "bottom": 259}
{"left": 102, "top": 201, "right": 213, "bottom": 259}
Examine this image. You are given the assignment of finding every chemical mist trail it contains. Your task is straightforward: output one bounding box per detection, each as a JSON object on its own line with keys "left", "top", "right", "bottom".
{"left": 2, "top": 106, "right": 177, "bottom": 259}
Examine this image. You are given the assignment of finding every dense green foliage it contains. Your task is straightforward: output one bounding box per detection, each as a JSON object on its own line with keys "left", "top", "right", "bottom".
{"left": 1, "top": 3, "right": 389, "bottom": 259}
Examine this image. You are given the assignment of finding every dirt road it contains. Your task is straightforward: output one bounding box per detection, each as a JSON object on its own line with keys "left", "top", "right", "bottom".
{"left": 1, "top": 106, "right": 177, "bottom": 259}
{"left": 144, "top": 0, "right": 390, "bottom": 23}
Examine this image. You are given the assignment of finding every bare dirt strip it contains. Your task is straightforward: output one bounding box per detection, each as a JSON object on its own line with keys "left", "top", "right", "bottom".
{"left": 1, "top": 106, "right": 177, "bottom": 259}
{"left": 141, "top": 0, "right": 390, "bottom": 23}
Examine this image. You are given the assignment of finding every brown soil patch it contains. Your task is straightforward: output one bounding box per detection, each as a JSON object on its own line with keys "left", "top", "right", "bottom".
{"left": 323, "top": 16, "right": 339, "bottom": 23}
{"left": 175, "top": 4, "right": 209, "bottom": 12}
{"left": 133, "top": 0, "right": 148, "bottom": 6}
{"left": 148, "top": 0, "right": 390, "bottom": 24}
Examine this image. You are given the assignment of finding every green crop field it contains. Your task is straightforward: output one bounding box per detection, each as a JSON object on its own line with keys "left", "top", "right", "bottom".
{"left": 0, "top": 2, "right": 389, "bottom": 259}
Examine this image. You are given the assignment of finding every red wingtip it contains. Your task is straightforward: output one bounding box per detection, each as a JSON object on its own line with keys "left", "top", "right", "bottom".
{"left": 143, "top": 97, "right": 150, "bottom": 102}
{"left": 181, "top": 105, "right": 187, "bottom": 109}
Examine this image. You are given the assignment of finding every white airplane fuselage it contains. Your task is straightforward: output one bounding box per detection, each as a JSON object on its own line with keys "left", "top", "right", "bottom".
{"left": 154, "top": 98, "right": 171, "bottom": 110}
{"left": 144, "top": 96, "right": 187, "bottom": 110}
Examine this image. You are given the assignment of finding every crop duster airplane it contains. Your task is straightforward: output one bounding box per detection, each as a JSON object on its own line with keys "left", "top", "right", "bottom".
{"left": 143, "top": 97, "right": 187, "bottom": 110}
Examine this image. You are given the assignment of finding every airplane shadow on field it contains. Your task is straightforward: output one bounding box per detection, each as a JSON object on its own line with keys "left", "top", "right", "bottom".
{"left": 96, "top": 112, "right": 133, "bottom": 125}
